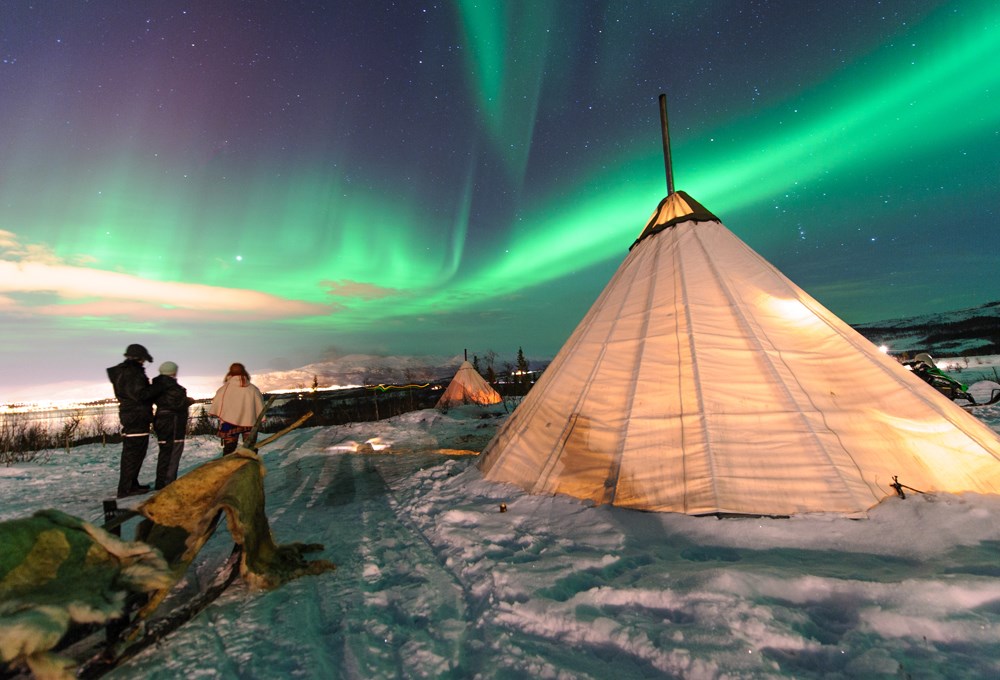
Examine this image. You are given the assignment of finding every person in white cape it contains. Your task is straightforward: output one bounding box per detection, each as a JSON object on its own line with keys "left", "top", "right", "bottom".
{"left": 208, "top": 362, "right": 265, "bottom": 455}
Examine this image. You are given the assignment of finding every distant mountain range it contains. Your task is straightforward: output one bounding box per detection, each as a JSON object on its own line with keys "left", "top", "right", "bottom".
{"left": 852, "top": 300, "right": 1000, "bottom": 357}
{"left": 251, "top": 301, "right": 1000, "bottom": 393}
{"left": 254, "top": 353, "right": 464, "bottom": 393}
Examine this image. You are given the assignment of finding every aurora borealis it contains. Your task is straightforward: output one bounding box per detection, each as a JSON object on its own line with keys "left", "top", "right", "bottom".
{"left": 2, "top": 1, "right": 999, "bottom": 401}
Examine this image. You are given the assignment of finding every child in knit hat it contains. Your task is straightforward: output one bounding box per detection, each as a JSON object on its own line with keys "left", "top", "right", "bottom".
{"left": 149, "top": 362, "right": 195, "bottom": 489}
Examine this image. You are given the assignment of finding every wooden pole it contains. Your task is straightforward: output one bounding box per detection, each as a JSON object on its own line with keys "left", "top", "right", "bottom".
{"left": 658, "top": 93, "right": 674, "bottom": 195}
{"left": 244, "top": 395, "right": 276, "bottom": 449}
{"left": 254, "top": 411, "right": 313, "bottom": 450}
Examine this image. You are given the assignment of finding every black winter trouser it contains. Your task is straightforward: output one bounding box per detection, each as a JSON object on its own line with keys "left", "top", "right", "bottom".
{"left": 154, "top": 411, "right": 186, "bottom": 489}
{"left": 118, "top": 432, "right": 149, "bottom": 496}
{"left": 155, "top": 440, "right": 185, "bottom": 489}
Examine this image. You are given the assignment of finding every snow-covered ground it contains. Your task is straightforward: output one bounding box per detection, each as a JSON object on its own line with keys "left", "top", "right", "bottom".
{"left": 3, "top": 403, "right": 1000, "bottom": 679}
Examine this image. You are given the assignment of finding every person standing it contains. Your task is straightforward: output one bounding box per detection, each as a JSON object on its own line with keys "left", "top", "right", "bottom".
{"left": 208, "top": 362, "right": 265, "bottom": 454}
{"left": 149, "top": 361, "right": 195, "bottom": 489}
{"left": 107, "top": 343, "right": 154, "bottom": 497}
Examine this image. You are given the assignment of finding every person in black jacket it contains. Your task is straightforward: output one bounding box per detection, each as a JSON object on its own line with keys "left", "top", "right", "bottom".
{"left": 149, "top": 361, "right": 194, "bottom": 489}
{"left": 107, "top": 343, "right": 155, "bottom": 497}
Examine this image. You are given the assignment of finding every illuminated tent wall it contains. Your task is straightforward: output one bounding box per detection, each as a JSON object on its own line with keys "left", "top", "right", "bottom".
{"left": 437, "top": 360, "right": 502, "bottom": 408}
{"left": 478, "top": 191, "right": 1000, "bottom": 515}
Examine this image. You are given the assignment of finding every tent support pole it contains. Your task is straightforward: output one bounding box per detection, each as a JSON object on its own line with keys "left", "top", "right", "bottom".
{"left": 658, "top": 93, "right": 675, "bottom": 195}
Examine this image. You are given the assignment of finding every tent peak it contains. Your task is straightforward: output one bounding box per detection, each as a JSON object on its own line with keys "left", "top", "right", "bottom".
{"left": 630, "top": 190, "right": 718, "bottom": 250}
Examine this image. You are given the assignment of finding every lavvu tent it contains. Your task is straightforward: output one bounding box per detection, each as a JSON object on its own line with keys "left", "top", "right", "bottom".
{"left": 437, "top": 360, "right": 502, "bottom": 408}
{"left": 477, "top": 187, "right": 1000, "bottom": 516}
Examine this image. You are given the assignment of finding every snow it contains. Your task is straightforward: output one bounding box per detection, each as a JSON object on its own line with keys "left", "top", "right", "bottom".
{"left": 3, "top": 403, "right": 1000, "bottom": 679}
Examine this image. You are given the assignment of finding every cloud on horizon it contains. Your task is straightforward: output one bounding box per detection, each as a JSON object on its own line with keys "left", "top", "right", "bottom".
{"left": 1, "top": 232, "right": 332, "bottom": 321}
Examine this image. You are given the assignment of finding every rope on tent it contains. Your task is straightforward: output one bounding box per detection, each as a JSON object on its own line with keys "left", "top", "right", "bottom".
{"left": 890, "top": 475, "right": 928, "bottom": 499}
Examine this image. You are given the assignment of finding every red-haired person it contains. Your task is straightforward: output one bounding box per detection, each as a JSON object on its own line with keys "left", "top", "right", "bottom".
{"left": 208, "top": 362, "right": 265, "bottom": 454}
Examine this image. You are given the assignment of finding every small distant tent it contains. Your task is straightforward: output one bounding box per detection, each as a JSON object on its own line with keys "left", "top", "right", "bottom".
{"left": 478, "top": 190, "right": 1000, "bottom": 516}
{"left": 437, "top": 360, "right": 502, "bottom": 408}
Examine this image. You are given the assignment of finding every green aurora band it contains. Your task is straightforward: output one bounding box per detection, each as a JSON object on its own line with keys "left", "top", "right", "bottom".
{"left": 1, "top": 0, "right": 998, "bottom": 364}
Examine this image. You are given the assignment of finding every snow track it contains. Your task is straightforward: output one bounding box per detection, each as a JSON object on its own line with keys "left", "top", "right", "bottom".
{"left": 115, "top": 430, "right": 472, "bottom": 678}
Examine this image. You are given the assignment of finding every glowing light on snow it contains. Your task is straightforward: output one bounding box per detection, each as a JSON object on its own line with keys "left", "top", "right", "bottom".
{"left": 326, "top": 437, "right": 392, "bottom": 453}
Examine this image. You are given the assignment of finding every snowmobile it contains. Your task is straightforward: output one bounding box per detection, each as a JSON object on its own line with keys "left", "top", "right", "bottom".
{"left": 903, "top": 353, "right": 1000, "bottom": 407}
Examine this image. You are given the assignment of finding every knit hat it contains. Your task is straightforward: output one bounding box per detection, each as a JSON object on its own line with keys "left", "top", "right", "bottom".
{"left": 159, "top": 361, "right": 178, "bottom": 376}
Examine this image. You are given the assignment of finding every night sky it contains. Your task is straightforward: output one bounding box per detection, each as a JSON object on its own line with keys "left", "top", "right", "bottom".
{"left": 2, "top": 1, "right": 998, "bottom": 402}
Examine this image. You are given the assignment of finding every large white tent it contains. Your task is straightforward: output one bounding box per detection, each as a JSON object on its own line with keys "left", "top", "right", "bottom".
{"left": 437, "top": 360, "right": 502, "bottom": 408}
{"left": 478, "top": 191, "right": 1000, "bottom": 516}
